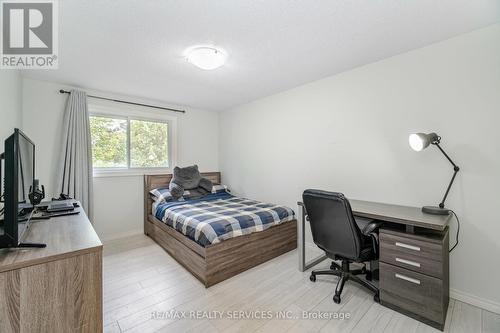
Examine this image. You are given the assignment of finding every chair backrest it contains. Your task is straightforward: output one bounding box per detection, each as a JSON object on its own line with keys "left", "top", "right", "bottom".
{"left": 302, "top": 189, "right": 363, "bottom": 260}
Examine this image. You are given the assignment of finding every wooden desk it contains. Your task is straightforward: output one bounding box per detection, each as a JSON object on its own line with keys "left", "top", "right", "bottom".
{"left": 350, "top": 199, "right": 451, "bottom": 232}
{"left": 298, "top": 199, "right": 451, "bottom": 331}
{"left": 0, "top": 206, "right": 103, "bottom": 332}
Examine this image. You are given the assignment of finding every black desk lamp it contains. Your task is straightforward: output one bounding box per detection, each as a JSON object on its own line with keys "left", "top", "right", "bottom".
{"left": 409, "top": 132, "right": 460, "bottom": 215}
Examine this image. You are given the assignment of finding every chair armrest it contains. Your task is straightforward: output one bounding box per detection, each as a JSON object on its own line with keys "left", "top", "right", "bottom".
{"left": 361, "top": 221, "right": 384, "bottom": 257}
{"left": 361, "top": 221, "right": 384, "bottom": 236}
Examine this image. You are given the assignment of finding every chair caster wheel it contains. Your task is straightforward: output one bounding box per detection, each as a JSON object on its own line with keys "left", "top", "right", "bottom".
{"left": 310, "top": 274, "right": 316, "bottom": 282}
{"left": 333, "top": 294, "right": 341, "bottom": 304}
{"left": 366, "top": 271, "right": 372, "bottom": 281}
{"left": 374, "top": 293, "right": 380, "bottom": 303}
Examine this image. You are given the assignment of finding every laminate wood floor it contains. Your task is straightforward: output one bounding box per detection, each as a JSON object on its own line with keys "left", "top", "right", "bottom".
{"left": 102, "top": 235, "right": 500, "bottom": 333}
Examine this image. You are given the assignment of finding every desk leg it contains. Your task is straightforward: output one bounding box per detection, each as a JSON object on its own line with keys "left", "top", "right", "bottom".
{"left": 298, "top": 203, "right": 327, "bottom": 272}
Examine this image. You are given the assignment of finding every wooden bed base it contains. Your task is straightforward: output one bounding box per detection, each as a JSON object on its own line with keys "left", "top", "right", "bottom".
{"left": 144, "top": 172, "right": 297, "bottom": 287}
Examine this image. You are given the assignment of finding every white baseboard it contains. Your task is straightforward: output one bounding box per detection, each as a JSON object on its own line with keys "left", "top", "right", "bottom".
{"left": 451, "top": 288, "right": 500, "bottom": 314}
{"left": 100, "top": 228, "right": 144, "bottom": 242}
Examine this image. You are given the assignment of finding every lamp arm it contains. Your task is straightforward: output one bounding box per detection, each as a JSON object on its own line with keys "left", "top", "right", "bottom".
{"left": 434, "top": 143, "right": 460, "bottom": 208}
{"left": 434, "top": 143, "right": 458, "bottom": 169}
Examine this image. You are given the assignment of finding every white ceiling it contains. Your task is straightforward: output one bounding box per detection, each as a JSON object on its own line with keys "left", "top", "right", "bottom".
{"left": 24, "top": 0, "right": 500, "bottom": 111}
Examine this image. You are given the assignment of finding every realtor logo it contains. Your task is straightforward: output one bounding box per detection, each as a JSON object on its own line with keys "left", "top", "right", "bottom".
{"left": 1, "top": 0, "right": 58, "bottom": 69}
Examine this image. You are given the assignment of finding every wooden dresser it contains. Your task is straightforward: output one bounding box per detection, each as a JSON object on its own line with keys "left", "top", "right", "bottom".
{"left": 0, "top": 206, "right": 103, "bottom": 333}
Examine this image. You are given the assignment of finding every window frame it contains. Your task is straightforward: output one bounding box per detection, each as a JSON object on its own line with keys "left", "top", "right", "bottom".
{"left": 89, "top": 100, "right": 178, "bottom": 178}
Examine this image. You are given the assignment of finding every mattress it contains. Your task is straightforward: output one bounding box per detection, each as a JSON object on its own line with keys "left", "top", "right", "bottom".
{"left": 153, "top": 192, "right": 295, "bottom": 247}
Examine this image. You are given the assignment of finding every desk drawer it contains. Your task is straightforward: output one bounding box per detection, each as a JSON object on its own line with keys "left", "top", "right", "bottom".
{"left": 380, "top": 231, "right": 443, "bottom": 261}
{"left": 380, "top": 251, "right": 443, "bottom": 278}
{"left": 380, "top": 233, "right": 442, "bottom": 278}
{"left": 380, "top": 262, "right": 446, "bottom": 325}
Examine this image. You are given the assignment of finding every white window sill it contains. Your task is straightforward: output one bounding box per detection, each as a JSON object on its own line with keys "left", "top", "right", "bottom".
{"left": 93, "top": 169, "right": 171, "bottom": 178}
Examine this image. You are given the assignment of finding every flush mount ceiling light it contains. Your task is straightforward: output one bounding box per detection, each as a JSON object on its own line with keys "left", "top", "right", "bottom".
{"left": 185, "top": 46, "right": 227, "bottom": 70}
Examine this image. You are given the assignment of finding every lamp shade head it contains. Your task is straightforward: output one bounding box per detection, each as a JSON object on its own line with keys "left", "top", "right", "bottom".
{"left": 409, "top": 132, "right": 439, "bottom": 151}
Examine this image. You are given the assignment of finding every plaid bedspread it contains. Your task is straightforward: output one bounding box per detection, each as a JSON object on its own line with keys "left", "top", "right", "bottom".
{"left": 154, "top": 192, "right": 295, "bottom": 247}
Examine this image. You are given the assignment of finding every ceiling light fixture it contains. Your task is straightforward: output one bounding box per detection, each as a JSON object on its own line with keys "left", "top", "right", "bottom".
{"left": 185, "top": 46, "right": 227, "bottom": 70}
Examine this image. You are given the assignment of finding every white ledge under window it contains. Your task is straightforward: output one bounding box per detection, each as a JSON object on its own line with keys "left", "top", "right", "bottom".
{"left": 93, "top": 168, "right": 172, "bottom": 178}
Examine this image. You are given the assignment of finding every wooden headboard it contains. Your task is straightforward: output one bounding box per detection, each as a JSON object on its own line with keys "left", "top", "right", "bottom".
{"left": 143, "top": 172, "right": 221, "bottom": 234}
{"left": 144, "top": 172, "right": 221, "bottom": 192}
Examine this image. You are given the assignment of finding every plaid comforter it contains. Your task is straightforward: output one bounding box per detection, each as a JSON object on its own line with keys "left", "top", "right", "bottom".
{"left": 154, "top": 192, "right": 295, "bottom": 247}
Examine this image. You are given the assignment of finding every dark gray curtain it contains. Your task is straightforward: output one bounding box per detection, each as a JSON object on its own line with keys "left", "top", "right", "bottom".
{"left": 57, "top": 90, "right": 93, "bottom": 220}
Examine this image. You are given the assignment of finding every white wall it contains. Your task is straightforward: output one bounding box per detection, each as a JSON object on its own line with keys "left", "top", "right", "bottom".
{"left": 0, "top": 71, "right": 22, "bottom": 142}
{"left": 0, "top": 70, "right": 22, "bottom": 214}
{"left": 22, "top": 78, "right": 219, "bottom": 240}
{"left": 219, "top": 24, "right": 500, "bottom": 311}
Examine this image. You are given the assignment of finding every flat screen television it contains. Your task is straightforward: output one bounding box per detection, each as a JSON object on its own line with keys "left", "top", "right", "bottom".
{"left": 0, "top": 129, "right": 45, "bottom": 248}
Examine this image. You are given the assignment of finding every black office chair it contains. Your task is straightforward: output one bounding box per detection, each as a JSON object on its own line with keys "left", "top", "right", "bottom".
{"left": 303, "top": 189, "right": 382, "bottom": 304}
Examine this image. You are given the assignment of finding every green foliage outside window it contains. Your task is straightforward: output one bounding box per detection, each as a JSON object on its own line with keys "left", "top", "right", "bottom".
{"left": 90, "top": 116, "right": 127, "bottom": 168}
{"left": 89, "top": 116, "right": 169, "bottom": 169}
{"left": 130, "top": 120, "right": 169, "bottom": 168}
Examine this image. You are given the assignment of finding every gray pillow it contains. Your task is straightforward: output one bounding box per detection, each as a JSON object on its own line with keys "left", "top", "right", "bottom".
{"left": 199, "top": 178, "right": 213, "bottom": 192}
{"left": 171, "top": 165, "right": 202, "bottom": 190}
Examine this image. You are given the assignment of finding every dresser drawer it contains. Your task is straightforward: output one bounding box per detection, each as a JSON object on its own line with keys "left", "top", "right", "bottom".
{"left": 380, "top": 262, "right": 447, "bottom": 325}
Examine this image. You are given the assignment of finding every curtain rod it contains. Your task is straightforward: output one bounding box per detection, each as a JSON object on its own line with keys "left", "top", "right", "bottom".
{"left": 59, "top": 89, "right": 186, "bottom": 114}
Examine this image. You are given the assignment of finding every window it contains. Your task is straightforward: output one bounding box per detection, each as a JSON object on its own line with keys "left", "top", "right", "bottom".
{"left": 90, "top": 116, "right": 128, "bottom": 168}
{"left": 89, "top": 110, "right": 173, "bottom": 175}
{"left": 129, "top": 119, "right": 169, "bottom": 168}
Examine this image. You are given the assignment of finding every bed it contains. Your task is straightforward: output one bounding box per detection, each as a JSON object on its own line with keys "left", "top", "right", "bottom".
{"left": 144, "top": 172, "right": 297, "bottom": 287}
